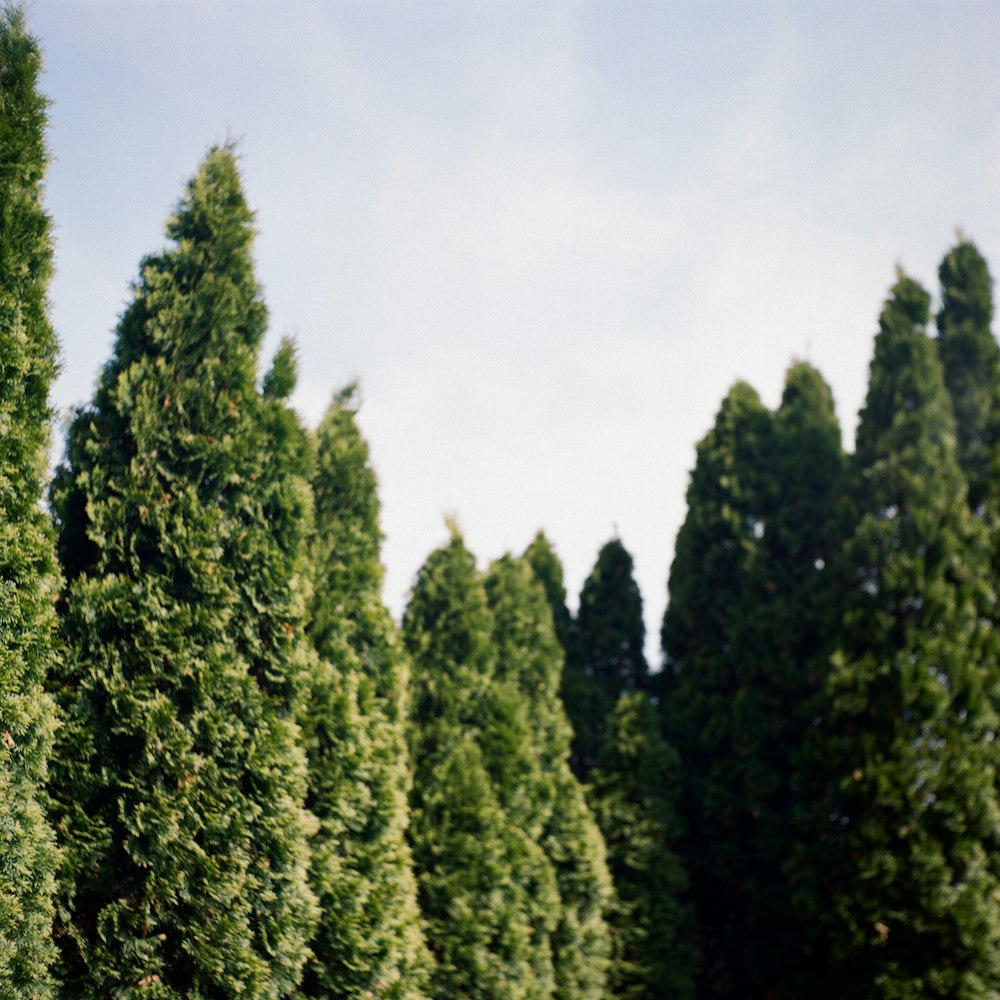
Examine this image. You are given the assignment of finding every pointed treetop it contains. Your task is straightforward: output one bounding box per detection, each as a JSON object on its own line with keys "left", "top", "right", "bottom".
{"left": 935, "top": 235, "right": 999, "bottom": 513}
{"left": 262, "top": 336, "right": 298, "bottom": 400}
{"left": 332, "top": 379, "right": 361, "bottom": 410}
{"left": 0, "top": 5, "right": 48, "bottom": 191}
{"left": 939, "top": 236, "right": 994, "bottom": 330}
{"left": 855, "top": 272, "right": 952, "bottom": 467}
{"left": 165, "top": 143, "right": 255, "bottom": 250}
{"left": 523, "top": 530, "right": 574, "bottom": 654}
{"left": 781, "top": 360, "right": 836, "bottom": 413}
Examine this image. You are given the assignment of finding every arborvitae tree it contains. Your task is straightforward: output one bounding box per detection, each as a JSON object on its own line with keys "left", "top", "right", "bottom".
{"left": 589, "top": 691, "right": 695, "bottom": 1000}
{"left": 0, "top": 8, "right": 60, "bottom": 995}
{"left": 789, "top": 273, "right": 1000, "bottom": 998}
{"left": 566, "top": 539, "right": 647, "bottom": 777}
{"left": 300, "top": 383, "right": 430, "bottom": 998}
{"left": 935, "top": 237, "right": 1000, "bottom": 516}
{"left": 737, "top": 362, "right": 847, "bottom": 995}
{"left": 660, "top": 381, "right": 774, "bottom": 997}
{"left": 48, "top": 148, "right": 318, "bottom": 997}
{"left": 487, "top": 553, "right": 613, "bottom": 1000}
{"left": 402, "top": 528, "right": 546, "bottom": 999}
{"left": 524, "top": 531, "right": 575, "bottom": 656}
{"left": 661, "top": 366, "right": 847, "bottom": 998}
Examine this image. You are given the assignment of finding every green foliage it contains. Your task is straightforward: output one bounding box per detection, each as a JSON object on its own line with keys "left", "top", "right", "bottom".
{"left": 486, "top": 554, "right": 613, "bottom": 1000}
{"left": 0, "top": 6, "right": 60, "bottom": 995}
{"left": 662, "top": 366, "right": 846, "bottom": 996}
{"left": 660, "top": 381, "right": 772, "bottom": 995}
{"left": 299, "top": 384, "right": 430, "bottom": 998}
{"left": 524, "top": 531, "right": 576, "bottom": 656}
{"left": 566, "top": 539, "right": 647, "bottom": 777}
{"left": 261, "top": 336, "right": 298, "bottom": 401}
{"left": 48, "top": 148, "right": 318, "bottom": 998}
{"left": 589, "top": 692, "right": 695, "bottom": 999}
{"left": 935, "top": 237, "right": 1000, "bottom": 515}
{"left": 789, "top": 274, "right": 1000, "bottom": 998}
{"left": 403, "top": 530, "right": 555, "bottom": 999}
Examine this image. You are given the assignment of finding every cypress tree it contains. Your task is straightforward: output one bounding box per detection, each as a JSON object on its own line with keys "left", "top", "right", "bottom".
{"left": 48, "top": 148, "right": 318, "bottom": 997}
{"left": 0, "top": 7, "right": 60, "bottom": 994}
{"left": 660, "top": 381, "right": 774, "bottom": 997}
{"left": 935, "top": 236, "right": 1000, "bottom": 517}
{"left": 300, "top": 383, "right": 429, "bottom": 998}
{"left": 740, "top": 362, "right": 846, "bottom": 994}
{"left": 662, "top": 367, "right": 848, "bottom": 997}
{"left": 789, "top": 273, "right": 1000, "bottom": 998}
{"left": 589, "top": 691, "right": 695, "bottom": 999}
{"left": 486, "top": 553, "right": 613, "bottom": 1000}
{"left": 566, "top": 539, "right": 647, "bottom": 777}
{"left": 524, "top": 531, "right": 575, "bottom": 657}
{"left": 402, "top": 527, "right": 546, "bottom": 999}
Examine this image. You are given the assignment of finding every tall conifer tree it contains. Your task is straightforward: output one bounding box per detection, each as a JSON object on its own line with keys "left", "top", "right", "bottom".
{"left": 662, "top": 367, "right": 848, "bottom": 997}
{"left": 402, "top": 528, "right": 546, "bottom": 999}
{"left": 524, "top": 531, "right": 575, "bottom": 657}
{"left": 741, "top": 363, "right": 846, "bottom": 994}
{"left": 936, "top": 236, "right": 999, "bottom": 516}
{"left": 49, "top": 148, "right": 318, "bottom": 997}
{"left": 0, "top": 8, "right": 60, "bottom": 994}
{"left": 589, "top": 691, "right": 696, "bottom": 999}
{"left": 487, "top": 553, "right": 613, "bottom": 1000}
{"left": 660, "top": 381, "right": 774, "bottom": 996}
{"left": 566, "top": 539, "right": 647, "bottom": 777}
{"left": 789, "top": 274, "right": 1000, "bottom": 998}
{"left": 300, "top": 383, "right": 429, "bottom": 998}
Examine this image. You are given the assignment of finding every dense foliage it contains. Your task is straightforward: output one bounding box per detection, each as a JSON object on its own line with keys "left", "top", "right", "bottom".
{"left": 49, "top": 148, "right": 318, "bottom": 997}
{"left": 486, "top": 553, "right": 613, "bottom": 1000}
{"left": 0, "top": 8, "right": 60, "bottom": 994}
{"left": 788, "top": 273, "right": 1000, "bottom": 998}
{"left": 936, "top": 238, "right": 1000, "bottom": 516}
{"left": 7, "top": 10, "right": 1000, "bottom": 996}
{"left": 403, "top": 528, "right": 552, "bottom": 999}
{"left": 300, "top": 384, "right": 430, "bottom": 998}
{"left": 565, "top": 539, "right": 648, "bottom": 777}
{"left": 660, "top": 363, "right": 847, "bottom": 997}
{"left": 589, "top": 691, "right": 695, "bottom": 999}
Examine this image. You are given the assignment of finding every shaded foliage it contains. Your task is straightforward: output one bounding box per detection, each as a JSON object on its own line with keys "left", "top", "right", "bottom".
{"left": 788, "top": 273, "right": 1000, "bottom": 998}
{"left": 566, "top": 539, "right": 647, "bottom": 777}
{"left": 936, "top": 237, "right": 1000, "bottom": 516}
{"left": 589, "top": 691, "right": 696, "bottom": 999}
{"left": 661, "top": 364, "right": 847, "bottom": 998}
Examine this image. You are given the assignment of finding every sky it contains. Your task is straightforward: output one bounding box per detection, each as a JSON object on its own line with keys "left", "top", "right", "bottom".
{"left": 29, "top": 0, "right": 1000, "bottom": 662}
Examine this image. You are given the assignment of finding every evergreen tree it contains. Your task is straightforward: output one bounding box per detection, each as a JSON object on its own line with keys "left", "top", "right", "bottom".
{"left": 589, "top": 691, "right": 696, "bottom": 999}
{"left": 402, "top": 528, "right": 547, "bottom": 999}
{"left": 49, "top": 148, "right": 318, "bottom": 997}
{"left": 566, "top": 539, "right": 647, "bottom": 777}
{"left": 660, "top": 381, "right": 775, "bottom": 996}
{"left": 0, "top": 7, "right": 60, "bottom": 994}
{"left": 789, "top": 273, "right": 1000, "bottom": 998}
{"left": 487, "top": 553, "right": 613, "bottom": 1000}
{"left": 935, "top": 236, "right": 1000, "bottom": 516}
{"left": 662, "top": 366, "right": 848, "bottom": 997}
{"left": 300, "top": 383, "right": 430, "bottom": 998}
{"left": 741, "top": 363, "right": 846, "bottom": 994}
{"left": 524, "top": 531, "right": 575, "bottom": 657}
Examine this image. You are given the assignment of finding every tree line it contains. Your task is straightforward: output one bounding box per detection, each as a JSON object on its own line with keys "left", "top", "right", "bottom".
{"left": 4, "top": 8, "right": 1000, "bottom": 998}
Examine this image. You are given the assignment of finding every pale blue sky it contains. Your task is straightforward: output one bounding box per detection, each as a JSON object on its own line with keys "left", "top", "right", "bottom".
{"left": 31, "top": 1, "right": 1000, "bottom": 656}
